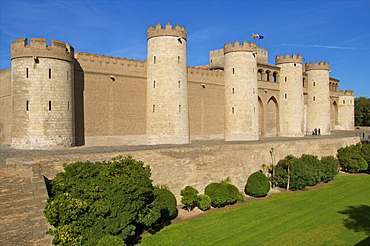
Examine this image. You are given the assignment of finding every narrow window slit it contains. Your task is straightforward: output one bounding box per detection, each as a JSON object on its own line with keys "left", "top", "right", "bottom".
{"left": 49, "top": 69, "right": 52, "bottom": 79}
{"left": 48, "top": 101, "right": 52, "bottom": 111}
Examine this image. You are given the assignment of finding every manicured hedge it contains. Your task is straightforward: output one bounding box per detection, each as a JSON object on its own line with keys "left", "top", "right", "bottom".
{"left": 245, "top": 172, "right": 270, "bottom": 197}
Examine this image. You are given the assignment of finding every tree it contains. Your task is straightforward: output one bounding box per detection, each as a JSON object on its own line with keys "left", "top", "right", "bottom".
{"left": 355, "top": 97, "right": 370, "bottom": 126}
{"left": 44, "top": 156, "right": 164, "bottom": 246}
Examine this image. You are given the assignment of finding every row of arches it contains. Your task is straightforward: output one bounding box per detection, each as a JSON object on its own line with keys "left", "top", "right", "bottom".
{"left": 257, "top": 69, "right": 278, "bottom": 82}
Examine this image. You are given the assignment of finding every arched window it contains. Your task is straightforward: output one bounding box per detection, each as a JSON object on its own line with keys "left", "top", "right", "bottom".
{"left": 266, "top": 70, "right": 271, "bottom": 81}
{"left": 258, "top": 69, "right": 263, "bottom": 81}
{"left": 272, "top": 72, "right": 278, "bottom": 82}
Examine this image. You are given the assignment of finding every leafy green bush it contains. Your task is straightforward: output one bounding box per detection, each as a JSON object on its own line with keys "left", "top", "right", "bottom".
{"left": 223, "top": 183, "right": 240, "bottom": 205}
{"left": 44, "top": 156, "right": 164, "bottom": 245}
{"left": 153, "top": 187, "right": 177, "bottom": 221}
{"left": 205, "top": 183, "right": 229, "bottom": 208}
{"left": 245, "top": 171, "right": 270, "bottom": 197}
{"left": 196, "top": 194, "right": 212, "bottom": 211}
{"left": 180, "top": 186, "right": 199, "bottom": 211}
{"left": 97, "top": 235, "right": 126, "bottom": 246}
{"left": 320, "top": 156, "right": 340, "bottom": 182}
{"left": 337, "top": 145, "right": 368, "bottom": 173}
{"left": 300, "top": 154, "right": 324, "bottom": 186}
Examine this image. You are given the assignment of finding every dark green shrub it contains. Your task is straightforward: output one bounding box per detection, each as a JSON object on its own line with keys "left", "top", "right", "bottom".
{"left": 337, "top": 145, "right": 368, "bottom": 173}
{"left": 245, "top": 171, "right": 270, "bottom": 197}
{"left": 205, "top": 183, "right": 229, "bottom": 208}
{"left": 300, "top": 154, "right": 324, "bottom": 185}
{"left": 153, "top": 187, "right": 177, "bottom": 220}
{"left": 196, "top": 194, "right": 211, "bottom": 211}
{"left": 223, "top": 183, "right": 240, "bottom": 205}
{"left": 97, "top": 235, "right": 126, "bottom": 246}
{"left": 44, "top": 156, "right": 163, "bottom": 245}
{"left": 180, "top": 186, "right": 198, "bottom": 211}
{"left": 320, "top": 156, "right": 340, "bottom": 182}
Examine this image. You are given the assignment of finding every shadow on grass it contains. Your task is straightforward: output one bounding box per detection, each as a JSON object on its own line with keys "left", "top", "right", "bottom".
{"left": 339, "top": 204, "right": 370, "bottom": 245}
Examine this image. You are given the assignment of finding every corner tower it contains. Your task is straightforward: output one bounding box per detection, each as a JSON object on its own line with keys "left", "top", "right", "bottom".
{"left": 146, "top": 23, "right": 189, "bottom": 144}
{"left": 11, "top": 38, "right": 75, "bottom": 149}
{"left": 224, "top": 41, "right": 259, "bottom": 141}
{"left": 305, "top": 62, "right": 331, "bottom": 134}
{"left": 276, "top": 54, "right": 304, "bottom": 137}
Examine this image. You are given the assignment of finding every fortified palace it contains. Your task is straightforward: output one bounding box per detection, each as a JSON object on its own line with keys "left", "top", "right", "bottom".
{"left": 0, "top": 23, "right": 354, "bottom": 149}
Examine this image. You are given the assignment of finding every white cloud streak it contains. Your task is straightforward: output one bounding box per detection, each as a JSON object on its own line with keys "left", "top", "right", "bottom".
{"left": 280, "top": 43, "right": 355, "bottom": 50}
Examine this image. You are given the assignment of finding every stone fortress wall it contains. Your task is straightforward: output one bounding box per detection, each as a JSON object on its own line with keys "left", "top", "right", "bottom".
{"left": 0, "top": 23, "right": 355, "bottom": 149}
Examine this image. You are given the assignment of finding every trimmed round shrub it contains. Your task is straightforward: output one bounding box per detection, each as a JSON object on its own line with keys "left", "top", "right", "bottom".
{"left": 180, "top": 186, "right": 199, "bottom": 210}
{"left": 223, "top": 183, "right": 240, "bottom": 205}
{"left": 154, "top": 187, "right": 177, "bottom": 220}
{"left": 245, "top": 171, "right": 270, "bottom": 197}
{"left": 204, "top": 183, "right": 229, "bottom": 208}
{"left": 337, "top": 145, "right": 368, "bottom": 173}
{"left": 196, "top": 194, "right": 211, "bottom": 211}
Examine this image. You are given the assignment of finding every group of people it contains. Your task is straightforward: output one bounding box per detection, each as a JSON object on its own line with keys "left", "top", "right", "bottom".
{"left": 312, "top": 128, "right": 321, "bottom": 135}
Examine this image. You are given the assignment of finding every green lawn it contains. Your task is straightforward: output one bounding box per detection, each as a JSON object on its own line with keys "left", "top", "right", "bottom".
{"left": 139, "top": 174, "right": 370, "bottom": 246}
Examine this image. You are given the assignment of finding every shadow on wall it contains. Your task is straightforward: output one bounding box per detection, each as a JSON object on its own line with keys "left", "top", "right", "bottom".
{"left": 74, "top": 59, "right": 85, "bottom": 146}
{"left": 338, "top": 204, "right": 370, "bottom": 245}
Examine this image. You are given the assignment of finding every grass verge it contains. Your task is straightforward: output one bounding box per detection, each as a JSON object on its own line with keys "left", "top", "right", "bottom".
{"left": 139, "top": 174, "right": 370, "bottom": 246}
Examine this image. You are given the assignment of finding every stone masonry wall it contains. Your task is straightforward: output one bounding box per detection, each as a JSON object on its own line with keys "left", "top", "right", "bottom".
{"left": 0, "top": 69, "right": 12, "bottom": 145}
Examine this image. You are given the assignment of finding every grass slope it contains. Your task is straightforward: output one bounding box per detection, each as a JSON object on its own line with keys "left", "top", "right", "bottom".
{"left": 139, "top": 174, "right": 370, "bottom": 246}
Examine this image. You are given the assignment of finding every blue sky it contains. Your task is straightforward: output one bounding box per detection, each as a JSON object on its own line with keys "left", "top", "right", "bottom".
{"left": 1, "top": 0, "right": 369, "bottom": 97}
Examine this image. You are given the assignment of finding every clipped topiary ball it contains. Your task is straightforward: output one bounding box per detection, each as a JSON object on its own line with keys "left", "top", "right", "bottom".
{"left": 205, "top": 183, "right": 229, "bottom": 208}
{"left": 154, "top": 187, "right": 177, "bottom": 220}
{"left": 245, "top": 171, "right": 270, "bottom": 197}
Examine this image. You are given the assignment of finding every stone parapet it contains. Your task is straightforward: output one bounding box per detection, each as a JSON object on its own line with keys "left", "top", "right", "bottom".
{"left": 224, "top": 41, "right": 257, "bottom": 54}
{"left": 305, "top": 61, "right": 330, "bottom": 71}
{"left": 275, "top": 54, "right": 302, "bottom": 65}
{"left": 147, "top": 23, "right": 186, "bottom": 40}
{"left": 11, "top": 38, "right": 74, "bottom": 62}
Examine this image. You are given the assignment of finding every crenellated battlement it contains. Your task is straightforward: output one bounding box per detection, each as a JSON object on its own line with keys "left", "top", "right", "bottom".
{"left": 74, "top": 52, "right": 145, "bottom": 65}
{"left": 75, "top": 52, "right": 146, "bottom": 77}
{"left": 275, "top": 54, "right": 302, "bottom": 65}
{"left": 187, "top": 66, "right": 224, "bottom": 84}
{"left": 338, "top": 90, "right": 354, "bottom": 96}
{"left": 147, "top": 23, "right": 186, "bottom": 40}
{"left": 11, "top": 38, "right": 74, "bottom": 62}
{"left": 224, "top": 41, "right": 257, "bottom": 54}
{"left": 305, "top": 61, "right": 330, "bottom": 71}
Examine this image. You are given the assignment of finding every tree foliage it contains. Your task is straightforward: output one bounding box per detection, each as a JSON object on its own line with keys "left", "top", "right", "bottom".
{"left": 355, "top": 97, "right": 370, "bottom": 126}
{"left": 274, "top": 154, "right": 341, "bottom": 191}
{"left": 44, "top": 156, "right": 168, "bottom": 245}
{"left": 245, "top": 171, "right": 270, "bottom": 197}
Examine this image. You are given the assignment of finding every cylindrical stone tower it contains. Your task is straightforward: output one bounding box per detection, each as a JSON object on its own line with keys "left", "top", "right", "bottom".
{"left": 276, "top": 54, "right": 304, "bottom": 137}
{"left": 224, "top": 41, "right": 259, "bottom": 141}
{"left": 146, "top": 23, "right": 189, "bottom": 145}
{"left": 305, "top": 61, "right": 331, "bottom": 135}
{"left": 11, "top": 38, "right": 75, "bottom": 149}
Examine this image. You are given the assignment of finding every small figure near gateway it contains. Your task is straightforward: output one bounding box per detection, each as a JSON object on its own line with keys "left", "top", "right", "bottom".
{"left": 0, "top": 23, "right": 354, "bottom": 149}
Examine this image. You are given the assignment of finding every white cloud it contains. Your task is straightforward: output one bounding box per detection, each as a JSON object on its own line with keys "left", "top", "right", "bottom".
{"left": 280, "top": 43, "right": 355, "bottom": 50}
